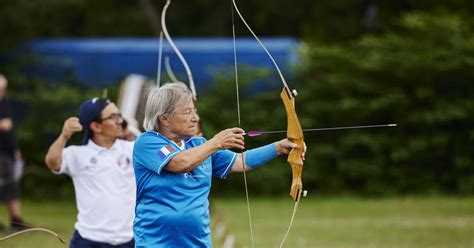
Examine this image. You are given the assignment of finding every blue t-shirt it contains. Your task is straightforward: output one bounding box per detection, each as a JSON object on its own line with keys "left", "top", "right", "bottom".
{"left": 133, "top": 131, "right": 237, "bottom": 247}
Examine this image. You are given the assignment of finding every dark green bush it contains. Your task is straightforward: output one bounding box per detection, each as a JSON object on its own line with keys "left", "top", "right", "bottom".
{"left": 207, "top": 12, "right": 474, "bottom": 196}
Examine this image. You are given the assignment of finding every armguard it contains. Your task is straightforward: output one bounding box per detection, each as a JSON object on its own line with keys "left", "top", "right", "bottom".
{"left": 244, "top": 143, "right": 278, "bottom": 169}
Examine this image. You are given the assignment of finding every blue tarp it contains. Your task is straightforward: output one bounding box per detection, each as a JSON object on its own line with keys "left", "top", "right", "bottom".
{"left": 25, "top": 37, "right": 300, "bottom": 88}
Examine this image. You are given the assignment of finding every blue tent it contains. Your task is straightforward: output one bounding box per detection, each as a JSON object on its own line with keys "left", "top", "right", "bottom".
{"left": 25, "top": 37, "right": 300, "bottom": 88}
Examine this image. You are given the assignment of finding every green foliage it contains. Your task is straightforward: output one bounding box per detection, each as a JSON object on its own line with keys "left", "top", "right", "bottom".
{"left": 2, "top": 0, "right": 473, "bottom": 53}
{"left": 203, "top": 12, "right": 474, "bottom": 196}
{"left": 5, "top": 67, "right": 120, "bottom": 200}
{"left": 0, "top": 0, "right": 152, "bottom": 52}
{"left": 298, "top": 12, "right": 474, "bottom": 195}
{"left": 2, "top": 5, "right": 473, "bottom": 198}
{"left": 199, "top": 66, "right": 296, "bottom": 195}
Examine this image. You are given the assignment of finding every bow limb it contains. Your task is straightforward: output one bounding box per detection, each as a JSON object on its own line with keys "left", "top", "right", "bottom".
{"left": 161, "top": 0, "right": 203, "bottom": 137}
{"left": 0, "top": 227, "right": 66, "bottom": 244}
{"left": 164, "top": 54, "right": 179, "bottom": 83}
{"left": 231, "top": 0, "right": 290, "bottom": 90}
{"left": 160, "top": 0, "right": 197, "bottom": 100}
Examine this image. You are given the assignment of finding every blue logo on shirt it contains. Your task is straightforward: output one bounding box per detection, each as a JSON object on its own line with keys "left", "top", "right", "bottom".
{"left": 184, "top": 172, "right": 205, "bottom": 181}
{"left": 200, "top": 162, "right": 211, "bottom": 170}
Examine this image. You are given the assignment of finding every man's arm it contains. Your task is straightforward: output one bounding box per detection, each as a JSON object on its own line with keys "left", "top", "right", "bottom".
{"left": 45, "top": 117, "right": 82, "bottom": 172}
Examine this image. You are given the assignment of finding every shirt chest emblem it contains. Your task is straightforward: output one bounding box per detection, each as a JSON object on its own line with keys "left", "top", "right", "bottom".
{"left": 117, "top": 155, "right": 131, "bottom": 170}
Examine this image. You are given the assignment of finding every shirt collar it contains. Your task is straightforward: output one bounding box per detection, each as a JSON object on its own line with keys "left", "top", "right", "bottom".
{"left": 153, "top": 131, "right": 189, "bottom": 150}
{"left": 86, "top": 138, "right": 120, "bottom": 152}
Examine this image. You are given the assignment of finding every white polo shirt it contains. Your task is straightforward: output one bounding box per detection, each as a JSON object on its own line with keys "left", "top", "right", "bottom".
{"left": 56, "top": 139, "right": 136, "bottom": 245}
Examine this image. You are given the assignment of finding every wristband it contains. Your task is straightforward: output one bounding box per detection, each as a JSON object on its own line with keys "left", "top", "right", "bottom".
{"left": 244, "top": 143, "right": 278, "bottom": 169}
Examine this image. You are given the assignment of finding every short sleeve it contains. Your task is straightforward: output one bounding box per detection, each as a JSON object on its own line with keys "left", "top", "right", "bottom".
{"left": 211, "top": 149, "right": 237, "bottom": 179}
{"left": 53, "top": 147, "right": 75, "bottom": 176}
{"left": 120, "top": 139, "right": 135, "bottom": 158}
{"left": 133, "top": 133, "right": 180, "bottom": 174}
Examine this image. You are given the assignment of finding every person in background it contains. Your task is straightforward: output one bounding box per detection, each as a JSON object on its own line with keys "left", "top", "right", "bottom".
{"left": 0, "top": 74, "right": 27, "bottom": 231}
{"left": 45, "top": 97, "right": 135, "bottom": 248}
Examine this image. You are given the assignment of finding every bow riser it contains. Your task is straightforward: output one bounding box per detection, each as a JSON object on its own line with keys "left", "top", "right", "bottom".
{"left": 280, "top": 88, "right": 304, "bottom": 201}
{"left": 290, "top": 162, "right": 303, "bottom": 200}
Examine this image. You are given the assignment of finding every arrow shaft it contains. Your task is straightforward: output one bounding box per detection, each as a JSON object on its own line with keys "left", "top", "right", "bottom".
{"left": 245, "top": 124, "right": 396, "bottom": 136}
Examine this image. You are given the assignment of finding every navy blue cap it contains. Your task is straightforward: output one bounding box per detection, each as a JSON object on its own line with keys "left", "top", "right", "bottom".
{"left": 78, "top": 97, "right": 111, "bottom": 144}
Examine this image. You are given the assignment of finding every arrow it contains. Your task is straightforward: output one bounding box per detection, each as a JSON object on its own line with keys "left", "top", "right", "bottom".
{"left": 244, "top": 124, "right": 397, "bottom": 137}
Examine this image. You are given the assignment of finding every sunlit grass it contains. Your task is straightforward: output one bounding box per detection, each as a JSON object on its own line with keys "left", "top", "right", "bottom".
{"left": 0, "top": 197, "right": 473, "bottom": 248}
{"left": 211, "top": 196, "right": 474, "bottom": 248}
{"left": 0, "top": 201, "right": 75, "bottom": 248}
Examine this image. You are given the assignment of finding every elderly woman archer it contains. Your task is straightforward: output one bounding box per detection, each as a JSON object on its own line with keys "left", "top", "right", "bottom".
{"left": 133, "top": 82, "right": 304, "bottom": 247}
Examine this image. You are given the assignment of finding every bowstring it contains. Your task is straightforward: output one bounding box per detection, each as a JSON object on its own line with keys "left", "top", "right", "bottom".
{"left": 232, "top": 2, "right": 255, "bottom": 248}
{"left": 279, "top": 190, "right": 302, "bottom": 247}
{"left": 157, "top": 31, "right": 164, "bottom": 86}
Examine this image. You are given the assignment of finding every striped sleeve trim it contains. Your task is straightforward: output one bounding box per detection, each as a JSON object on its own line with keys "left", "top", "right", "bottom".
{"left": 156, "top": 151, "right": 180, "bottom": 174}
{"left": 219, "top": 153, "right": 238, "bottom": 179}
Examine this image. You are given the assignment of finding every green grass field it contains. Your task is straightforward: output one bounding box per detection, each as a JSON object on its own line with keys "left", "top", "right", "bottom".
{"left": 0, "top": 197, "right": 473, "bottom": 248}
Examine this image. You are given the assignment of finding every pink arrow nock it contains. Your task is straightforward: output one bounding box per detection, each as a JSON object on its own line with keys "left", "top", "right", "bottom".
{"left": 245, "top": 131, "right": 263, "bottom": 137}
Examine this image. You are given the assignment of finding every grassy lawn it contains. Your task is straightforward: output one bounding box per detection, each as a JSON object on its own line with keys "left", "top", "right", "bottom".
{"left": 0, "top": 197, "right": 472, "bottom": 248}
{"left": 0, "top": 201, "right": 76, "bottom": 248}
{"left": 212, "top": 196, "right": 474, "bottom": 248}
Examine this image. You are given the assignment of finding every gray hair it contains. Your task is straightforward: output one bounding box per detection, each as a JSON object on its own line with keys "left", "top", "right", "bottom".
{"left": 143, "top": 82, "right": 193, "bottom": 131}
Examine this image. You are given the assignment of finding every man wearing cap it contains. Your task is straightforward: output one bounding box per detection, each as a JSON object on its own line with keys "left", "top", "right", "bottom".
{"left": 45, "top": 97, "right": 135, "bottom": 248}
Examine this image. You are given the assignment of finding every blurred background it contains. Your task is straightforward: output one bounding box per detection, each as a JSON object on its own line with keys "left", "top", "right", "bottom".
{"left": 0, "top": 0, "right": 473, "bottom": 247}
